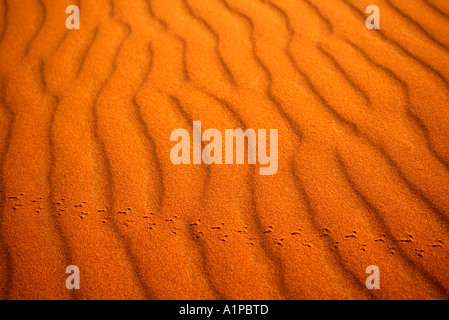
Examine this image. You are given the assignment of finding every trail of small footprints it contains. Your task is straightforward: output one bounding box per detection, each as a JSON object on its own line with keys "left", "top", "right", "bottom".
{"left": 4, "top": 193, "right": 448, "bottom": 260}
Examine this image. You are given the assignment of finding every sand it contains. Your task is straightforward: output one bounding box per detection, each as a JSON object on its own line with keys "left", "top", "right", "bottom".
{"left": 0, "top": 0, "right": 448, "bottom": 300}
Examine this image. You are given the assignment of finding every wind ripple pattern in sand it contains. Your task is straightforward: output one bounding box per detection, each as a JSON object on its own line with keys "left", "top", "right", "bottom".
{"left": 0, "top": 0, "right": 449, "bottom": 299}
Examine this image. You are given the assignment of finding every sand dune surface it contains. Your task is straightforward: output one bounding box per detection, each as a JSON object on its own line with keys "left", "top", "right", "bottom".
{"left": 0, "top": 0, "right": 449, "bottom": 299}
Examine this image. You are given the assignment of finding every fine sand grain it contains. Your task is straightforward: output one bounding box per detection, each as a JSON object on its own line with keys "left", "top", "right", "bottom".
{"left": 0, "top": 0, "right": 449, "bottom": 299}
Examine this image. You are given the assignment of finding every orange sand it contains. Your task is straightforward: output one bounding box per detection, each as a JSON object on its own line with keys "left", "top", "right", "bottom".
{"left": 0, "top": 0, "right": 449, "bottom": 300}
